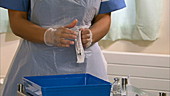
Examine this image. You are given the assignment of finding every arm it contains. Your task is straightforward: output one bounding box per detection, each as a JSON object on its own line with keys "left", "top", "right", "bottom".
{"left": 8, "top": 9, "right": 46, "bottom": 43}
{"left": 90, "top": 13, "right": 111, "bottom": 43}
{"left": 8, "top": 9, "right": 77, "bottom": 47}
{"left": 81, "top": 13, "right": 111, "bottom": 48}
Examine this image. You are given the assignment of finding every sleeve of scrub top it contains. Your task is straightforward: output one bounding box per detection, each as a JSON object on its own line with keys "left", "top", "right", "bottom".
{"left": 99, "top": 0, "right": 126, "bottom": 14}
{"left": 0, "top": 0, "right": 30, "bottom": 12}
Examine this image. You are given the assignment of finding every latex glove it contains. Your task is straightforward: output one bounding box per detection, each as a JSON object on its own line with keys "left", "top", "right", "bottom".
{"left": 80, "top": 28, "right": 93, "bottom": 48}
{"left": 44, "top": 20, "right": 78, "bottom": 47}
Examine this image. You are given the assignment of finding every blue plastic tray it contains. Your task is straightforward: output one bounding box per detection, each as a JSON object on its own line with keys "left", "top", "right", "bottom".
{"left": 23, "top": 73, "right": 111, "bottom": 96}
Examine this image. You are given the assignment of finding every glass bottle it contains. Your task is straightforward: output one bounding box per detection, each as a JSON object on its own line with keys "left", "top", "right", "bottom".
{"left": 111, "top": 77, "right": 121, "bottom": 96}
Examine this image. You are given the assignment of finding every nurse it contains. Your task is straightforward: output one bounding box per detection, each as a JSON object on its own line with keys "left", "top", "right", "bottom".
{"left": 0, "top": 0, "right": 125, "bottom": 95}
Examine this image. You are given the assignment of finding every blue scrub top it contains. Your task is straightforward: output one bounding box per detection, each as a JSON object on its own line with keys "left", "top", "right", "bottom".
{"left": 0, "top": 0, "right": 30, "bottom": 12}
{"left": 0, "top": 0, "right": 126, "bottom": 14}
{"left": 99, "top": 0, "right": 126, "bottom": 14}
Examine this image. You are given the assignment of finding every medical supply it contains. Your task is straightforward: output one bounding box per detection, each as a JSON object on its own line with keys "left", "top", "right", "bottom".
{"left": 126, "top": 85, "right": 156, "bottom": 96}
{"left": 159, "top": 92, "right": 166, "bottom": 96}
{"left": 121, "top": 77, "right": 128, "bottom": 96}
{"left": 17, "top": 84, "right": 25, "bottom": 93}
{"left": 126, "top": 75, "right": 156, "bottom": 96}
{"left": 111, "top": 77, "right": 121, "bottom": 96}
{"left": 74, "top": 27, "right": 85, "bottom": 63}
{"left": 23, "top": 73, "right": 112, "bottom": 96}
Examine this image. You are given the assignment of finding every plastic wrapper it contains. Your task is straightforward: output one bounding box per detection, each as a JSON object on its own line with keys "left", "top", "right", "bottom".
{"left": 126, "top": 85, "right": 156, "bottom": 96}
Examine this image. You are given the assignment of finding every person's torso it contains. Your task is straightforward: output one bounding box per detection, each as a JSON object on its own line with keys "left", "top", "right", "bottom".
{"left": 30, "top": 0, "right": 101, "bottom": 28}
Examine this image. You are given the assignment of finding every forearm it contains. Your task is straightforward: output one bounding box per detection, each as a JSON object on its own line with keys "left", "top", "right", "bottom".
{"left": 8, "top": 10, "right": 46, "bottom": 43}
{"left": 90, "top": 13, "right": 111, "bottom": 43}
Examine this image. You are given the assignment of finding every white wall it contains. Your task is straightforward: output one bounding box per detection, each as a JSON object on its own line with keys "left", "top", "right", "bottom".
{"left": 0, "top": 32, "right": 20, "bottom": 78}
{"left": 103, "top": 51, "right": 170, "bottom": 96}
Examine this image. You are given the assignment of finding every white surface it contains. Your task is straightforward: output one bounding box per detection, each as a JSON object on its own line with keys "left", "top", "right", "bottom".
{"left": 103, "top": 51, "right": 170, "bottom": 95}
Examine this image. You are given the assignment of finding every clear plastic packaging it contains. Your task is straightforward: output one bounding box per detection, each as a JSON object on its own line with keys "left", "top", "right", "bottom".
{"left": 126, "top": 85, "right": 156, "bottom": 96}
{"left": 75, "top": 29, "right": 85, "bottom": 63}
{"left": 72, "top": 26, "right": 85, "bottom": 63}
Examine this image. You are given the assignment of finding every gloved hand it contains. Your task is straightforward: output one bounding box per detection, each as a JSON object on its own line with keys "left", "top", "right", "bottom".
{"left": 44, "top": 20, "right": 78, "bottom": 47}
{"left": 80, "top": 28, "right": 93, "bottom": 48}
